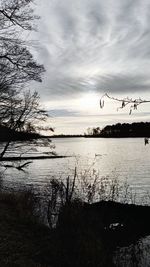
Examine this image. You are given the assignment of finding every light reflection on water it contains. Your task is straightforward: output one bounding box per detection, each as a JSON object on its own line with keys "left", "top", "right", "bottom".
{"left": 1, "top": 137, "right": 150, "bottom": 198}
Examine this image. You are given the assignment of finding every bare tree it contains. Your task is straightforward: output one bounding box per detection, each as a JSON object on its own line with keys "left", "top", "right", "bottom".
{"left": 0, "top": 0, "right": 53, "bottom": 162}
{"left": 0, "top": 0, "right": 38, "bottom": 30}
{"left": 0, "top": 90, "right": 52, "bottom": 159}
{"left": 0, "top": 0, "right": 45, "bottom": 91}
{"left": 85, "top": 127, "right": 101, "bottom": 136}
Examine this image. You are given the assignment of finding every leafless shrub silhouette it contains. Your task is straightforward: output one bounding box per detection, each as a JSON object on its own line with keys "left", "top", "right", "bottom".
{"left": 44, "top": 166, "right": 140, "bottom": 228}
{"left": 45, "top": 167, "right": 77, "bottom": 228}
{"left": 78, "top": 167, "right": 136, "bottom": 204}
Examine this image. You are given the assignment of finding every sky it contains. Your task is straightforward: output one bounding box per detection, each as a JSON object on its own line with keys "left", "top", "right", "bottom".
{"left": 30, "top": 0, "right": 150, "bottom": 134}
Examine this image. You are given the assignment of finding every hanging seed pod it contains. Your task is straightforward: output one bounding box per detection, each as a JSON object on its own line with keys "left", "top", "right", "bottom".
{"left": 100, "top": 99, "right": 104, "bottom": 108}
{"left": 122, "top": 101, "right": 125, "bottom": 108}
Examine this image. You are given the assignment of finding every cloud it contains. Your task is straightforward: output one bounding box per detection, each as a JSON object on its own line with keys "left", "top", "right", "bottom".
{"left": 48, "top": 109, "right": 80, "bottom": 117}
{"left": 32, "top": 0, "right": 150, "bottom": 100}
{"left": 95, "top": 73, "right": 150, "bottom": 94}
{"left": 49, "top": 111, "right": 150, "bottom": 134}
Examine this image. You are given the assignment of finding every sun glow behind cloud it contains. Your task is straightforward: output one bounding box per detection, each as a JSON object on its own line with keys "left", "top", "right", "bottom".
{"left": 41, "top": 91, "right": 150, "bottom": 135}
{"left": 31, "top": 0, "right": 150, "bottom": 134}
{"left": 77, "top": 92, "right": 99, "bottom": 112}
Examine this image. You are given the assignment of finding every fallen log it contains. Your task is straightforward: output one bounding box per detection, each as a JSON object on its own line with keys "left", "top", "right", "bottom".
{"left": 0, "top": 155, "right": 71, "bottom": 161}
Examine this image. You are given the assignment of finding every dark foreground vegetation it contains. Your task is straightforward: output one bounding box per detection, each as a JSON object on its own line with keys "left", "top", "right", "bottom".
{"left": 0, "top": 190, "right": 112, "bottom": 267}
{"left": 0, "top": 187, "right": 150, "bottom": 267}
{"left": 0, "top": 125, "right": 41, "bottom": 142}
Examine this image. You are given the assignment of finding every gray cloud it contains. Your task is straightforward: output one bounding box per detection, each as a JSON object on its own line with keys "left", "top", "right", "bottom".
{"left": 48, "top": 109, "right": 80, "bottom": 117}
{"left": 32, "top": 0, "right": 150, "bottom": 99}
{"left": 95, "top": 73, "right": 150, "bottom": 93}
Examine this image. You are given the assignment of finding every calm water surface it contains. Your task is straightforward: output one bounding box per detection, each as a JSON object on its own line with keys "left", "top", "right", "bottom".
{"left": 1, "top": 137, "right": 150, "bottom": 198}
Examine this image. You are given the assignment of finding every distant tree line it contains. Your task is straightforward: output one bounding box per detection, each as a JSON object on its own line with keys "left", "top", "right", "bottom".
{"left": 86, "top": 122, "right": 150, "bottom": 138}
{"left": 0, "top": 124, "right": 40, "bottom": 142}
{"left": 86, "top": 127, "right": 101, "bottom": 136}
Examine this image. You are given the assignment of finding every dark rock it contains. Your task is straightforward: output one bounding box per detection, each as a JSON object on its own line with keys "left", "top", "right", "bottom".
{"left": 58, "top": 200, "right": 150, "bottom": 246}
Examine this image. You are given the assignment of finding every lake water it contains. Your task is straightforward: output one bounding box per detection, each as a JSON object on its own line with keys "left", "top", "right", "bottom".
{"left": 1, "top": 137, "right": 150, "bottom": 266}
{"left": 1, "top": 137, "right": 150, "bottom": 202}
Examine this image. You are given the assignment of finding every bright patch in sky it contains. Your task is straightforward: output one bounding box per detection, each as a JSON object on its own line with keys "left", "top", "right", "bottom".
{"left": 31, "top": 0, "right": 150, "bottom": 134}
{"left": 77, "top": 93, "right": 99, "bottom": 112}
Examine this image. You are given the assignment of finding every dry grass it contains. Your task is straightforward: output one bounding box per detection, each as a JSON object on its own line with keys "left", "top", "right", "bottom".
{"left": 0, "top": 190, "right": 52, "bottom": 267}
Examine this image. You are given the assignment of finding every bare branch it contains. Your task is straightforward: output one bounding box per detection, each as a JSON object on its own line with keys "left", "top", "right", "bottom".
{"left": 3, "top": 161, "right": 32, "bottom": 171}
{"left": 0, "top": 0, "right": 53, "bottom": 161}
{"left": 100, "top": 93, "right": 150, "bottom": 114}
{"left": 16, "top": 161, "right": 32, "bottom": 170}
{"left": 0, "top": 0, "right": 38, "bottom": 31}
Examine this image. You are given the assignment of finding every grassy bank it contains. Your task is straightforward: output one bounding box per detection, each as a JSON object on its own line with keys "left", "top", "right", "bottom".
{"left": 0, "top": 191, "right": 52, "bottom": 266}
{"left": 0, "top": 176, "right": 150, "bottom": 267}
{"left": 0, "top": 190, "right": 115, "bottom": 267}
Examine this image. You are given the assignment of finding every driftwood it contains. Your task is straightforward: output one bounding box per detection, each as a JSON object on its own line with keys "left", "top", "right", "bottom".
{"left": 3, "top": 161, "right": 33, "bottom": 171}
{"left": 0, "top": 155, "right": 71, "bottom": 161}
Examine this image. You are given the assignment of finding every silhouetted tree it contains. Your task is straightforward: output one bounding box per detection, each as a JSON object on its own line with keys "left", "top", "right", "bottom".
{"left": 86, "top": 127, "right": 101, "bottom": 136}
{"left": 0, "top": 0, "right": 52, "bottom": 160}
{"left": 0, "top": 0, "right": 44, "bottom": 91}
{"left": 0, "top": 90, "right": 51, "bottom": 158}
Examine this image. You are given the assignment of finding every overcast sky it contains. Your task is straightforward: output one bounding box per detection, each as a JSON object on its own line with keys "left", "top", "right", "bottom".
{"left": 31, "top": 0, "right": 150, "bottom": 134}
